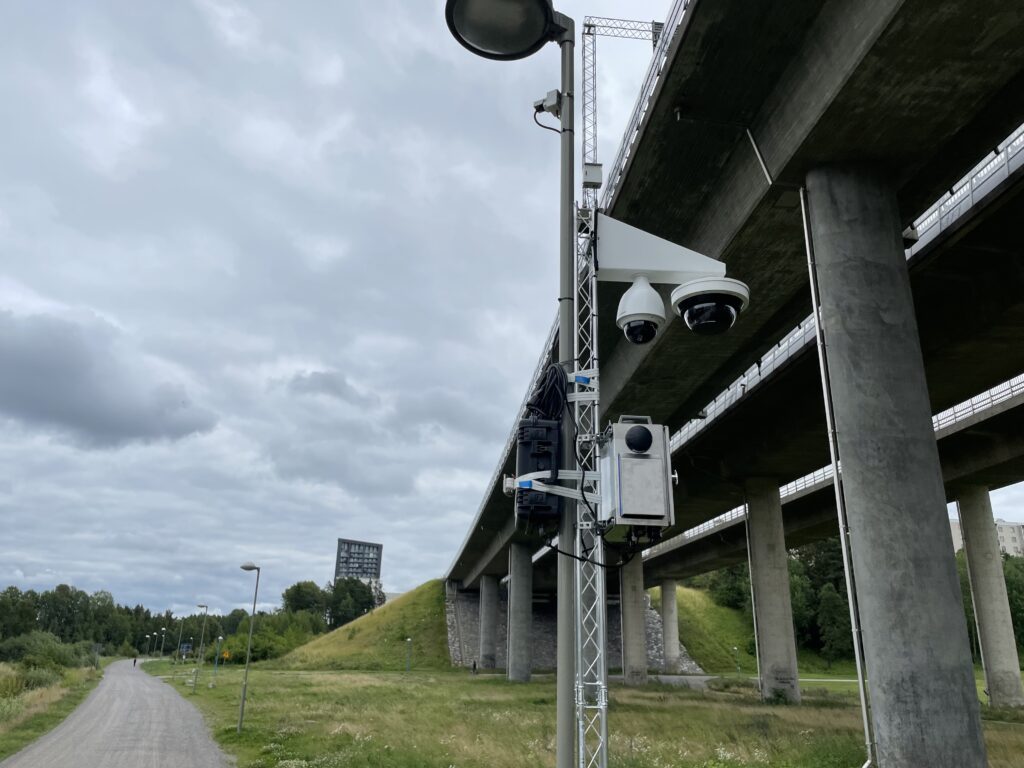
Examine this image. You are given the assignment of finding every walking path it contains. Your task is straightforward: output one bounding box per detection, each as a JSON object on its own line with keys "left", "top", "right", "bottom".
{"left": 0, "top": 660, "right": 227, "bottom": 768}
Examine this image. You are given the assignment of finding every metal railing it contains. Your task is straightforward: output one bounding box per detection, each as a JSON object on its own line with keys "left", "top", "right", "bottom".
{"left": 932, "top": 373, "right": 1024, "bottom": 432}
{"left": 908, "top": 125, "right": 1024, "bottom": 255}
{"left": 601, "top": 0, "right": 690, "bottom": 208}
{"left": 651, "top": 370, "right": 1024, "bottom": 555}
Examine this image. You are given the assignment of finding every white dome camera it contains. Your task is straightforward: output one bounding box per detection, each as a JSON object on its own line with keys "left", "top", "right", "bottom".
{"left": 616, "top": 275, "right": 666, "bottom": 345}
{"left": 670, "top": 277, "right": 750, "bottom": 336}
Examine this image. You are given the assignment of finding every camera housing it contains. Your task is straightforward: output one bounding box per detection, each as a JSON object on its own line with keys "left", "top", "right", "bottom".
{"left": 615, "top": 275, "right": 666, "bottom": 345}
{"left": 670, "top": 277, "right": 750, "bottom": 336}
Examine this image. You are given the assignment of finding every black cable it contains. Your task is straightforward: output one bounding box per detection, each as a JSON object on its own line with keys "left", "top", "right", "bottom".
{"left": 533, "top": 111, "right": 561, "bottom": 135}
{"left": 544, "top": 541, "right": 610, "bottom": 569}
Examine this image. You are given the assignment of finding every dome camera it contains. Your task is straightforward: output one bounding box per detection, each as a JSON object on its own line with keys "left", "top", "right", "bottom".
{"left": 616, "top": 275, "right": 666, "bottom": 345}
{"left": 671, "top": 277, "right": 750, "bottom": 336}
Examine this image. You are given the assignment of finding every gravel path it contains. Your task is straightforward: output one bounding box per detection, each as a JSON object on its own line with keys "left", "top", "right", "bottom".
{"left": 0, "top": 660, "right": 229, "bottom": 768}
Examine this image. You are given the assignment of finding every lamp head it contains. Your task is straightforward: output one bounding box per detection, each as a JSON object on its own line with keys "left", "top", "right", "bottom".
{"left": 445, "top": 0, "right": 558, "bottom": 61}
{"left": 240, "top": 562, "right": 258, "bottom": 571}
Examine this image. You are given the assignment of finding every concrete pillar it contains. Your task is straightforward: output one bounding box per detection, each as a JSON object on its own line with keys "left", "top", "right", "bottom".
{"left": 478, "top": 574, "right": 498, "bottom": 670}
{"left": 507, "top": 543, "right": 532, "bottom": 682}
{"left": 660, "top": 579, "right": 680, "bottom": 673}
{"left": 745, "top": 478, "right": 800, "bottom": 703}
{"left": 619, "top": 554, "right": 648, "bottom": 684}
{"left": 806, "top": 165, "right": 986, "bottom": 766}
{"left": 958, "top": 485, "right": 1024, "bottom": 708}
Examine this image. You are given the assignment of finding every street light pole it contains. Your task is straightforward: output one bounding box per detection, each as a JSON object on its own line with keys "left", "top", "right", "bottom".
{"left": 212, "top": 636, "right": 224, "bottom": 687}
{"left": 174, "top": 618, "right": 184, "bottom": 665}
{"left": 405, "top": 637, "right": 412, "bottom": 672}
{"left": 195, "top": 604, "right": 209, "bottom": 682}
{"left": 445, "top": 4, "right": 576, "bottom": 765}
{"left": 160, "top": 627, "right": 167, "bottom": 659}
{"left": 238, "top": 562, "right": 261, "bottom": 733}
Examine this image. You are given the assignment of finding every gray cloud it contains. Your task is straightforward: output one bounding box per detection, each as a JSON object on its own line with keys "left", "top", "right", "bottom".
{"left": 0, "top": 311, "right": 216, "bottom": 447}
{"left": 2, "top": 0, "right": 1017, "bottom": 617}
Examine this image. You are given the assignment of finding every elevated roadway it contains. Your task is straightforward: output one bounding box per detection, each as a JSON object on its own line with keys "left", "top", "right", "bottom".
{"left": 644, "top": 374, "right": 1024, "bottom": 582}
{"left": 448, "top": 0, "right": 1024, "bottom": 591}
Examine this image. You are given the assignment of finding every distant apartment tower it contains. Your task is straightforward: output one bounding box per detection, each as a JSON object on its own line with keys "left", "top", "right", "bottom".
{"left": 950, "top": 518, "right": 1024, "bottom": 557}
{"left": 334, "top": 538, "right": 383, "bottom": 586}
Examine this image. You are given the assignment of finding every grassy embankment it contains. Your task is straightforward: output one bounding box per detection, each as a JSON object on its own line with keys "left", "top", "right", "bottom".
{"left": 278, "top": 579, "right": 449, "bottom": 671}
{"left": 145, "top": 579, "right": 1024, "bottom": 768}
{"left": 0, "top": 662, "right": 106, "bottom": 760}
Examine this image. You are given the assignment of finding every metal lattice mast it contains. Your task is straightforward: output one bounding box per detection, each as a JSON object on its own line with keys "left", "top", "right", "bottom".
{"left": 572, "top": 17, "right": 663, "bottom": 768}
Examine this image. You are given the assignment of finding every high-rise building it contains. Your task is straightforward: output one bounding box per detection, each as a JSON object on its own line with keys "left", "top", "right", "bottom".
{"left": 950, "top": 518, "right": 1024, "bottom": 557}
{"left": 334, "top": 538, "right": 383, "bottom": 585}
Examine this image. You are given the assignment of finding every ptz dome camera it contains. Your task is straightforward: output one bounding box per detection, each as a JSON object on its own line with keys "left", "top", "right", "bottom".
{"left": 616, "top": 275, "right": 666, "bottom": 345}
{"left": 670, "top": 277, "right": 750, "bottom": 336}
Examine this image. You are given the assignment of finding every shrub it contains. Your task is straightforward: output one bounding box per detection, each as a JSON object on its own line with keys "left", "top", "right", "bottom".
{"left": 20, "top": 666, "right": 61, "bottom": 690}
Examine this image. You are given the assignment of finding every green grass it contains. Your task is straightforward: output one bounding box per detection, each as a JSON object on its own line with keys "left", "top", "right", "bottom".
{"left": 654, "top": 586, "right": 857, "bottom": 676}
{"left": 144, "top": 660, "right": 1024, "bottom": 768}
{"left": 277, "top": 579, "right": 449, "bottom": 671}
{"left": 0, "top": 665, "right": 104, "bottom": 761}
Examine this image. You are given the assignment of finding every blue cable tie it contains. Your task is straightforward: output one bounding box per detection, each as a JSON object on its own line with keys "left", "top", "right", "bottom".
{"left": 518, "top": 480, "right": 533, "bottom": 489}
{"left": 575, "top": 375, "right": 591, "bottom": 385}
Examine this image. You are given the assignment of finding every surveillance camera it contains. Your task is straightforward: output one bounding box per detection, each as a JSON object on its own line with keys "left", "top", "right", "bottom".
{"left": 616, "top": 275, "right": 666, "bottom": 345}
{"left": 670, "top": 277, "right": 749, "bottom": 336}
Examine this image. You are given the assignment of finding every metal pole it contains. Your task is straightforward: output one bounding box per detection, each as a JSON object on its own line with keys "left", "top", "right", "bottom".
{"left": 174, "top": 619, "right": 184, "bottom": 665}
{"left": 406, "top": 638, "right": 412, "bottom": 672}
{"left": 160, "top": 629, "right": 167, "bottom": 659}
{"left": 554, "top": 15, "right": 577, "bottom": 768}
{"left": 212, "top": 636, "right": 223, "bottom": 687}
{"left": 195, "top": 606, "right": 209, "bottom": 685}
{"left": 238, "top": 567, "right": 260, "bottom": 733}
{"left": 800, "top": 186, "right": 874, "bottom": 767}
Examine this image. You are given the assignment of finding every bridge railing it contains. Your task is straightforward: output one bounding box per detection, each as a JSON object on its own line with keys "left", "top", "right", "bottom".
{"left": 909, "top": 124, "right": 1024, "bottom": 255}
{"left": 932, "top": 373, "right": 1024, "bottom": 432}
{"left": 601, "top": 0, "right": 690, "bottom": 208}
{"left": 650, "top": 370, "right": 1024, "bottom": 555}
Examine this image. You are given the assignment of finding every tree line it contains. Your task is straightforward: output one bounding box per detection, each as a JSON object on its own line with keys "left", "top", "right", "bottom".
{"left": 689, "top": 536, "right": 1024, "bottom": 667}
{"left": 0, "top": 576, "right": 382, "bottom": 665}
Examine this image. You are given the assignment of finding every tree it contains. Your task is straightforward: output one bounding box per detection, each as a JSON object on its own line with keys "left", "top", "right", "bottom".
{"left": 325, "top": 579, "right": 375, "bottom": 629}
{"left": 707, "top": 563, "right": 750, "bottom": 610}
{"left": 788, "top": 558, "right": 817, "bottom": 649}
{"left": 282, "top": 581, "right": 326, "bottom": 617}
{"left": 817, "top": 583, "right": 852, "bottom": 667}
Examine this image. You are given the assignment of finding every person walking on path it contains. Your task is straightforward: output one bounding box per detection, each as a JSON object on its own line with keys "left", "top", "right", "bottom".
{"left": 132, "top": 657, "right": 137, "bottom": 668}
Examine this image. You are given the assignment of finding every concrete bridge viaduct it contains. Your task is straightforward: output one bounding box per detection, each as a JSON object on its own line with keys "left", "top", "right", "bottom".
{"left": 446, "top": 0, "right": 1024, "bottom": 764}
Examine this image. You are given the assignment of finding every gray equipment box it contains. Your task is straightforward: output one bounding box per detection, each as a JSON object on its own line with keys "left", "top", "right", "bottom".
{"left": 598, "top": 416, "right": 675, "bottom": 537}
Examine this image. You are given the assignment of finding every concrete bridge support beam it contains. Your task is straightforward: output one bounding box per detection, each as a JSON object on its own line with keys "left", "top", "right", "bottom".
{"left": 957, "top": 485, "right": 1024, "bottom": 708}
{"left": 745, "top": 478, "right": 801, "bottom": 703}
{"left": 660, "top": 579, "right": 680, "bottom": 673}
{"left": 507, "top": 543, "right": 532, "bottom": 682}
{"left": 806, "top": 165, "right": 987, "bottom": 766}
{"left": 479, "top": 574, "right": 498, "bottom": 670}
{"left": 620, "top": 554, "right": 648, "bottom": 685}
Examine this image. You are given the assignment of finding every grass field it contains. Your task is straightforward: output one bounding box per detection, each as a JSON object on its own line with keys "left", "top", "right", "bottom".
{"left": 0, "top": 664, "right": 104, "bottom": 761}
{"left": 279, "top": 579, "right": 449, "bottom": 671}
{"left": 146, "top": 660, "right": 1024, "bottom": 768}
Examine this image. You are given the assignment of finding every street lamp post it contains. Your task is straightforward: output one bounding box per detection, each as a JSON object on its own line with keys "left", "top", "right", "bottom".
{"left": 238, "top": 562, "right": 261, "bottom": 733}
{"left": 405, "top": 637, "right": 412, "bottom": 673}
{"left": 144, "top": 634, "right": 151, "bottom": 656}
{"left": 444, "top": 3, "right": 576, "bottom": 766}
{"left": 174, "top": 618, "right": 184, "bottom": 665}
{"left": 195, "top": 604, "right": 209, "bottom": 681}
{"left": 212, "top": 636, "right": 224, "bottom": 687}
{"left": 160, "top": 627, "right": 167, "bottom": 659}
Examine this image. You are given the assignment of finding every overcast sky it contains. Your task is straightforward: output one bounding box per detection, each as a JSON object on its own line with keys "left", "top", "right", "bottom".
{"left": 2, "top": 1, "right": 1021, "bottom": 618}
